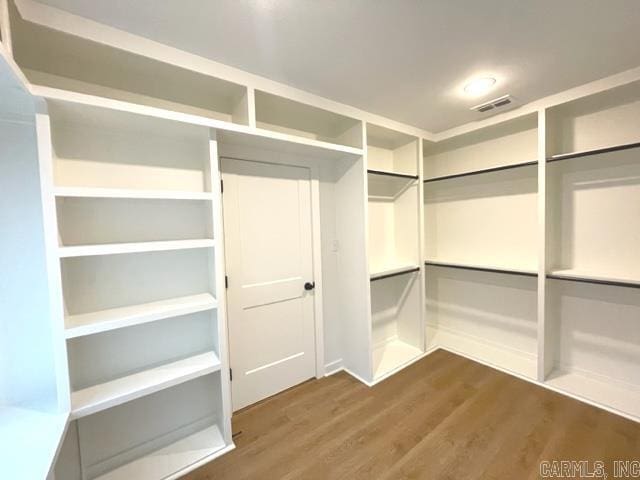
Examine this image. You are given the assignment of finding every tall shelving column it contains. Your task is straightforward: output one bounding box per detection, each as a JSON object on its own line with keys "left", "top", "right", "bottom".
{"left": 41, "top": 99, "right": 233, "bottom": 480}
{"left": 423, "top": 115, "right": 539, "bottom": 380}
{"left": 541, "top": 80, "right": 640, "bottom": 422}
{"left": 366, "top": 123, "right": 424, "bottom": 383}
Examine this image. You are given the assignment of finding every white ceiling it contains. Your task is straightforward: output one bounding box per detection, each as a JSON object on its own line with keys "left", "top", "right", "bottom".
{"left": 36, "top": 0, "right": 640, "bottom": 133}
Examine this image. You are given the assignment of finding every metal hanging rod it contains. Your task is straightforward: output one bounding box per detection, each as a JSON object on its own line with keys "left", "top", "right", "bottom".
{"left": 423, "top": 160, "right": 537, "bottom": 183}
{"left": 547, "top": 141, "right": 640, "bottom": 163}
{"left": 424, "top": 261, "right": 537, "bottom": 277}
{"left": 370, "top": 266, "right": 420, "bottom": 282}
{"left": 546, "top": 273, "right": 640, "bottom": 289}
{"left": 367, "top": 169, "right": 418, "bottom": 180}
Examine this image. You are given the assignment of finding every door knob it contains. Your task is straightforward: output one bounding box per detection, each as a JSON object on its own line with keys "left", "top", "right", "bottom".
{"left": 304, "top": 282, "right": 315, "bottom": 291}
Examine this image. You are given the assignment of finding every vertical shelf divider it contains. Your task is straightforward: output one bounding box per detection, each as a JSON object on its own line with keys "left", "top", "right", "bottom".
{"left": 536, "top": 108, "right": 550, "bottom": 383}
{"left": 208, "top": 128, "right": 233, "bottom": 444}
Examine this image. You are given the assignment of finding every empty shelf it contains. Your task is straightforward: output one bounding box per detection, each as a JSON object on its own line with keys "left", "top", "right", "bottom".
{"left": 95, "top": 423, "right": 228, "bottom": 480}
{"left": 547, "top": 141, "right": 640, "bottom": 163}
{"left": 425, "top": 259, "right": 537, "bottom": 277}
{"left": 373, "top": 339, "right": 423, "bottom": 380}
{"left": 367, "top": 169, "right": 418, "bottom": 199}
{"left": 59, "top": 239, "right": 215, "bottom": 258}
{"left": 546, "top": 369, "right": 640, "bottom": 421}
{"left": 547, "top": 269, "right": 640, "bottom": 289}
{"left": 423, "top": 160, "right": 537, "bottom": 183}
{"left": 71, "top": 351, "right": 221, "bottom": 419}
{"left": 54, "top": 186, "right": 214, "bottom": 201}
{"left": 0, "top": 407, "right": 68, "bottom": 480}
{"left": 65, "top": 293, "right": 218, "bottom": 338}
{"left": 370, "top": 265, "right": 420, "bottom": 281}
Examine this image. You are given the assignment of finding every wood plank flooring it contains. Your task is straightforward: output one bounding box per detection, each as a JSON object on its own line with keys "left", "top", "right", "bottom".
{"left": 185, "top": 350, "right": 640, "bottom": 480}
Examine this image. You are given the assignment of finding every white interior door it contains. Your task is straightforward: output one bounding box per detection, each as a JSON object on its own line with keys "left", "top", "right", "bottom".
{"left": 221, "top": 157, "right": 316, "bottom": 411}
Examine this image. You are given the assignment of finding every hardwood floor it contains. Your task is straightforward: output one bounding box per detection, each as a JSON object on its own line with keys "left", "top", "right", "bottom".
{"left": 185, "top": 350, "right": 640, "bottom": 480}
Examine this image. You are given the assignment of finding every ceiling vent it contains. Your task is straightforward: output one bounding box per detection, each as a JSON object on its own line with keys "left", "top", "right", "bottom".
{"left": 470, "top": 95, "right": 517, "bottom": 114}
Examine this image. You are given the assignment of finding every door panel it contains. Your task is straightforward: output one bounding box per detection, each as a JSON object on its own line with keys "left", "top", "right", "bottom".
{"left": 221, "top": 158, "right": 316, "bottom": 411}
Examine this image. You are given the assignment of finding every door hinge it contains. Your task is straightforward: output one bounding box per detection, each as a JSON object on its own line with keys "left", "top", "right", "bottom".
{"left": 220, "top": 179, "right": 224, "bottom": 193}
{"left": 225, "top": 275, "right": 228, "bottom": 289}
{"left": 230, "top": 368, "right": 233, "bottom": 381}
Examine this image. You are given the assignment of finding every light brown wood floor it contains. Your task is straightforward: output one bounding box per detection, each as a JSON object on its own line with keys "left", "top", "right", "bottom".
{"left": 185, "top": 350, "right": 640, "bottom": 480}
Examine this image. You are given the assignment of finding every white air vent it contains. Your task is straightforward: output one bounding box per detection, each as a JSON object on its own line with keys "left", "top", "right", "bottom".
{"left": 470, "top": 95, "right": 517, "bottom": 114}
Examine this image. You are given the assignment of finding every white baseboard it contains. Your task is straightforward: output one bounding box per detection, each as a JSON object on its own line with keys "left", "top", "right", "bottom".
{"left": 324, "top": 358, "right": 343, "bottom": 376}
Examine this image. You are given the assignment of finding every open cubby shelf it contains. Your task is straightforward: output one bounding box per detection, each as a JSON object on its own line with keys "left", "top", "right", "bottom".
{"left": 58, "top": 374, "right": 227, "bottom": 480}
{"left": 373, "top": 339, "right": 423, "bottom": 381}
{"left": 10, "top": 2, "right": 250, "bottom": 125}
{"left": 94, "top": 423, "right": 227, "bottom": 480}
{"left": 65, "top": 293, "right": 218, "bottom": 339}
{"left": 71, "top": 351, "right": 221, "bottom": 419}
{"left": 255, "top": 90, "right": 363, "bottom": 148}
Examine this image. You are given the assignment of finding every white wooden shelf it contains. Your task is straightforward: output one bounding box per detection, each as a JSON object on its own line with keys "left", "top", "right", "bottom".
{"left": 0, "top": 407, "right": 68, "bottom": 480}
{"left": 373, "top": 339, "right": 423, "bottom": 380}
{"left": 95, "top": 423, "right": 228, "bottom": 480}
{"left": 546, "top": 369, "right": 640, "bottom": 421}
{"left": 54, "top": 186, "right": 214, "bottom": 201}
{"left": 547, "top": 268, "right": 640, "bottom": 289}
{"left": 425, "top": 259, "right": 538, "bottom": 277}
{"left": 71, "top": 351, "right": 221, "bottom": 419}
{"left": 65, "top": 293, "right": 217, "bottom": 339}
{"left": 58, "top": 239, "right": 215, "bottom": 258}
{"left": 370, "top": 265, "right": 420, "bottom": 281}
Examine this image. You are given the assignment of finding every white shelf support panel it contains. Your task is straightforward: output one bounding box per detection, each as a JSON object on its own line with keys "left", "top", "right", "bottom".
{"left": 65, "top": 293, "right": 218, "bottom": 338}
{"left": 58, "top": 239, "right": 215, "bottom": 258}
{"left": 71, "top": 351, "right": 221, "bottom": 419}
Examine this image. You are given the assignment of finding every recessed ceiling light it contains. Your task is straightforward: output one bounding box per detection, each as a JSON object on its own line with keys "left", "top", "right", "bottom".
{"left": 463, "top": 77, "right": 497, "bottom": 97}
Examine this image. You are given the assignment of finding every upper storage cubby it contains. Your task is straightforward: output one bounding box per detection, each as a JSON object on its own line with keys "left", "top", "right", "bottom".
{"left": 254, "top": 90, "right": 363, "bottom": 149}
{"left": 9, "top": 2, "right": 249, "bottom": 124}
{"left": 423, "top": 115, "right": 538, "bottom": 272}
{"left": 366, "top": 123, "right": 419, "bottom": 198}
{"left": 424, "top": 114, "right": 538, "bottom": 180}
{"left": 547, "top": 80, "right": 640, "bottom": 158}
{"left": 366, "top": 124, "right": 420, "bottom": 276}
{"left": 47, "top": 100, "right": 212, "bottom": 194}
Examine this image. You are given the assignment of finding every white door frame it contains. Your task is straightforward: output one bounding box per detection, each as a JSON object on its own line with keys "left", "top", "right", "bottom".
{"left": 218, "top": 144, "right": 325, "bottom": 380}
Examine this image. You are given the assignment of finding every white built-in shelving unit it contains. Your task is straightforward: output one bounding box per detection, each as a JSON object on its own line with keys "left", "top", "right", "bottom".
{"left": 2, "top": 1, "right": 640, "bottom": 478}
{"left": 366, "top": 123, "right": 424, "bottom": 382}
{"left": 36, "top": 98, "right": 234, "bottom": 479}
